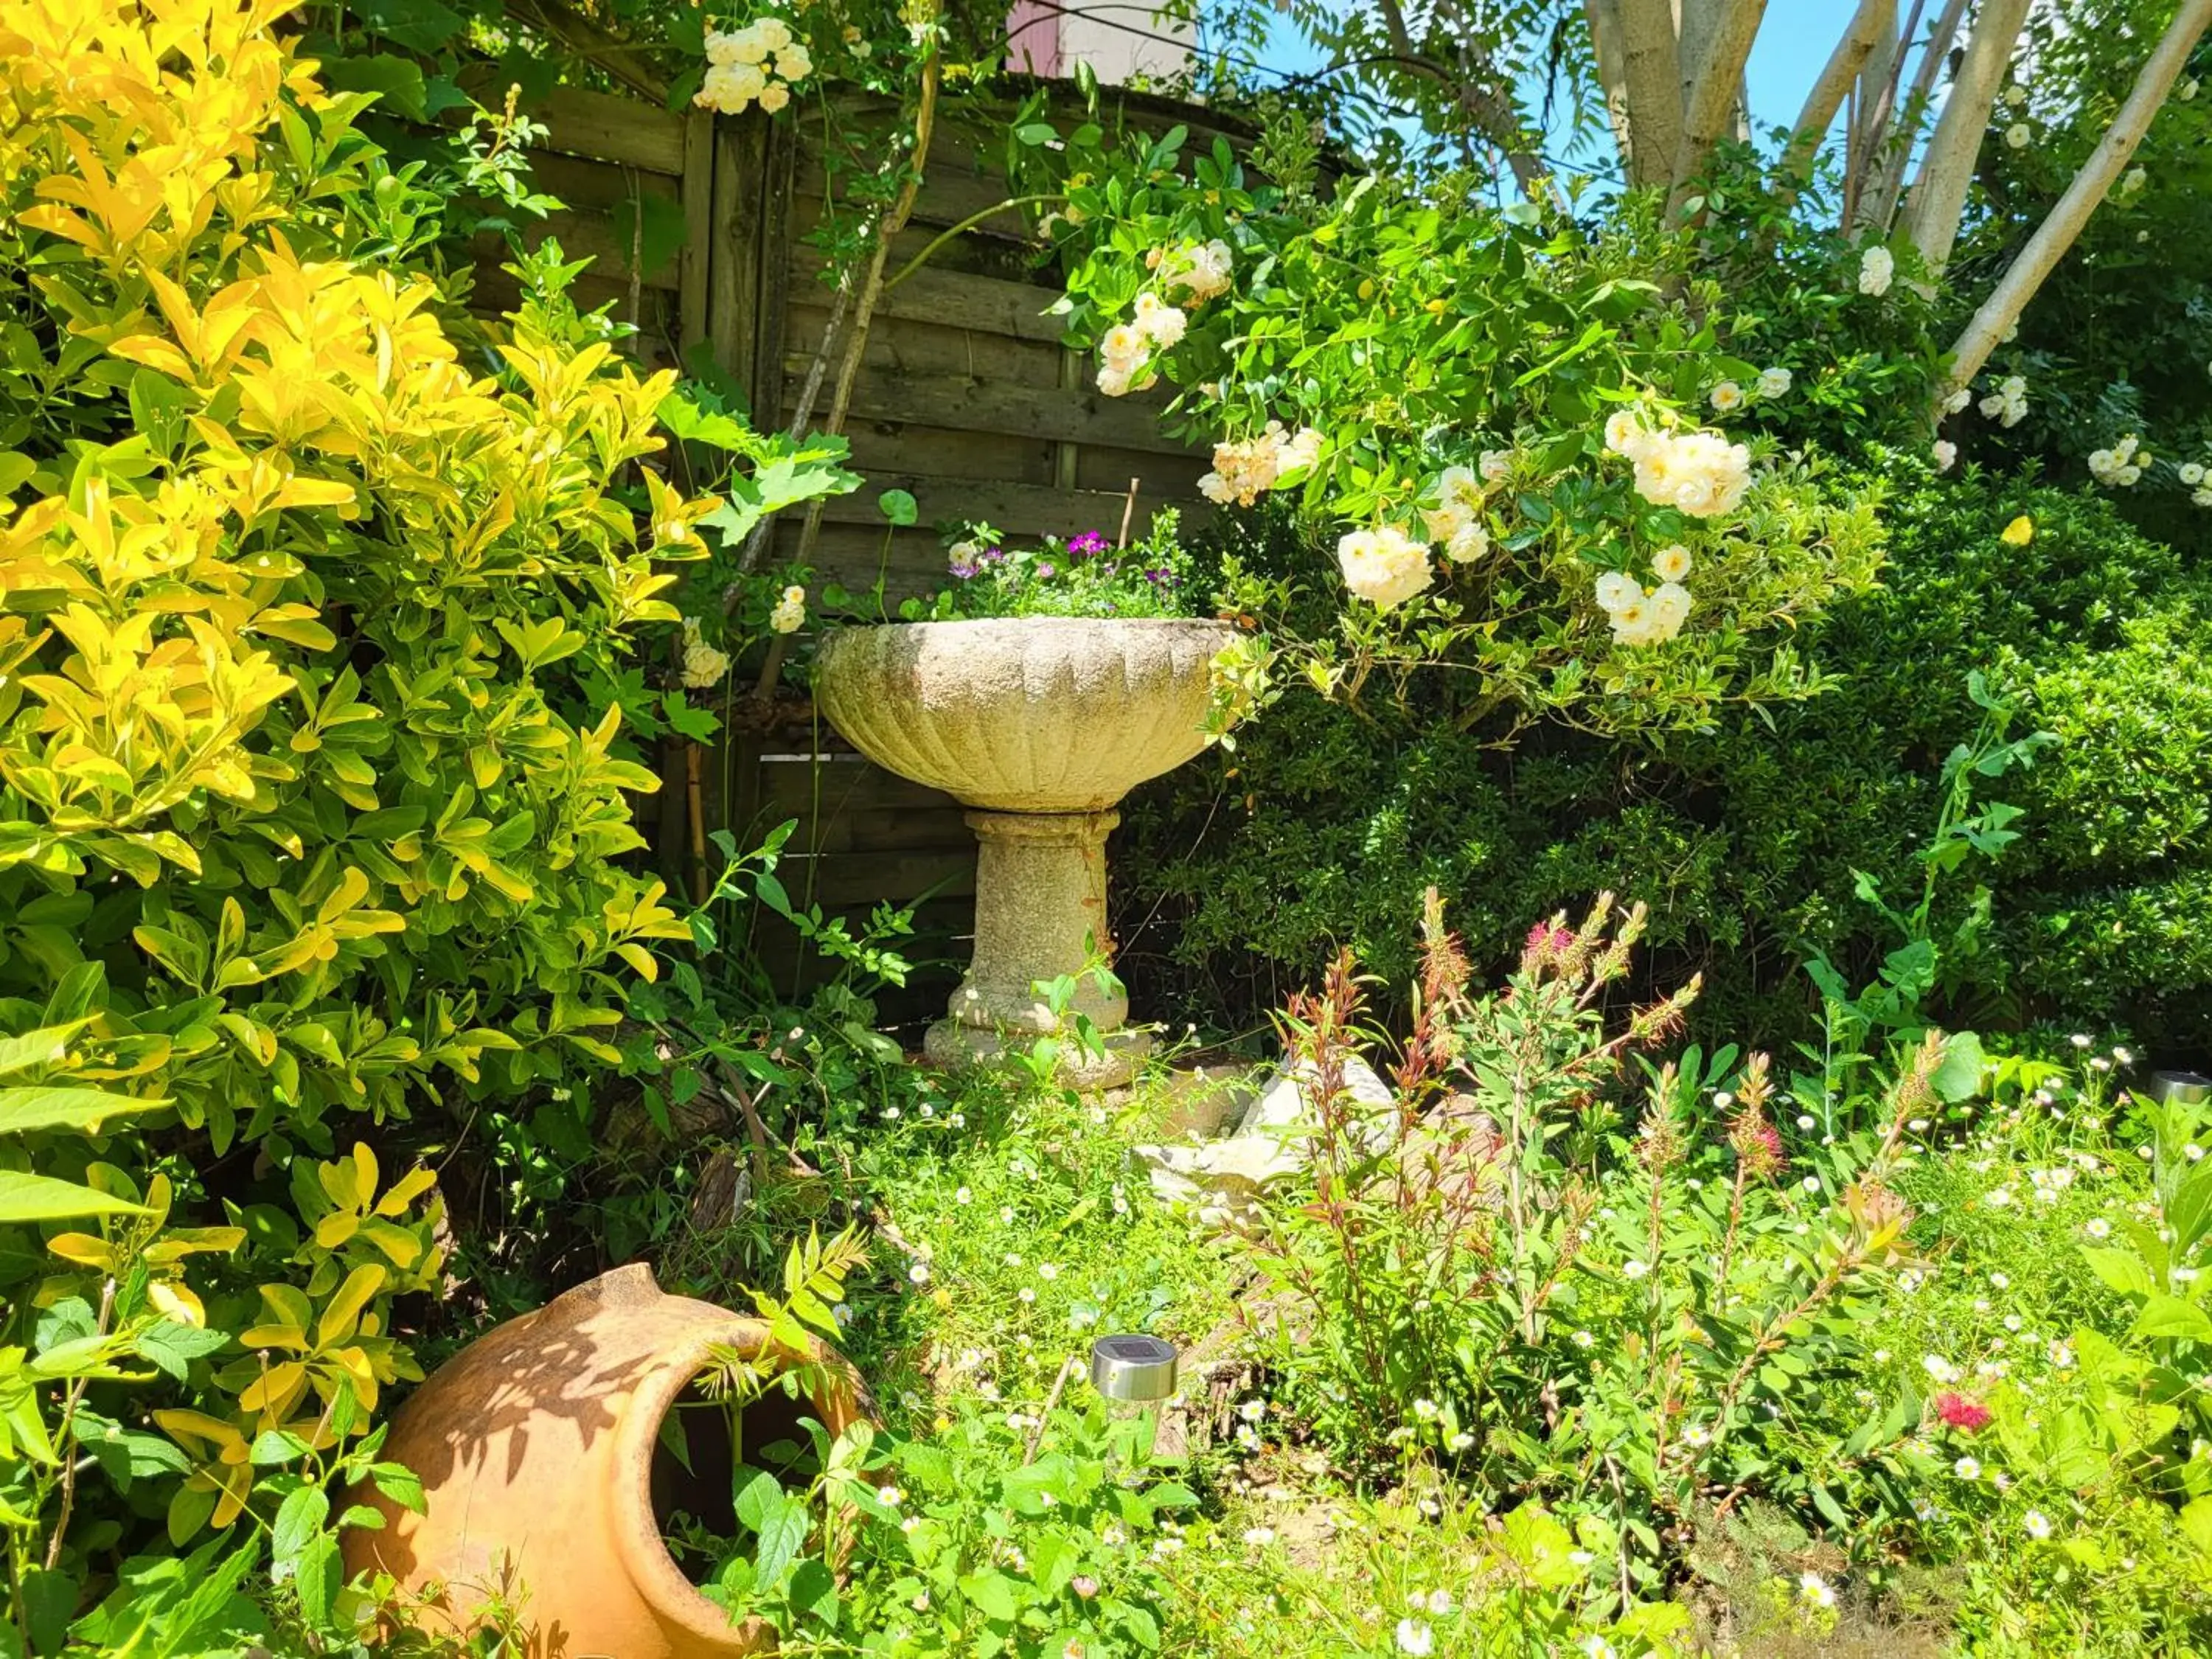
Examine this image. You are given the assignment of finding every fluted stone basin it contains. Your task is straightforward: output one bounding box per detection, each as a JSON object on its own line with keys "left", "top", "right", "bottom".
{"left": 815, "top": 618, "right": 1237, "bottom": 1085}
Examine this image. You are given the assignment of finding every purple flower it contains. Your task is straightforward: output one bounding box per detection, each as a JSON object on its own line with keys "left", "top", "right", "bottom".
{"left": 981, "top": 544, "right": 1006, "bottom": 563}
{"left": 1036, "top": 563, "right": 1057, "bottom": 580}
{"left": 950, "top": 561, "right": 978, "bottom": 580}
{"left": 1069, "top": 531, "right": 1108, "bottom": 557}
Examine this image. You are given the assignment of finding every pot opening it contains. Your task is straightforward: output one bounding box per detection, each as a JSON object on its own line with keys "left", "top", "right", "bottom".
{"left": 651, "top": 1368, "right": 821, "bottom": 1590}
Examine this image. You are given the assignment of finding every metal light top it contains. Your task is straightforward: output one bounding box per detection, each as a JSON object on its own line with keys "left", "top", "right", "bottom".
{"left": 2149, "top": 1070, "right": 2212, "bottom": 1106}
{"left": 1089, "top": 1334, "right": 1179, "bottom": 1403}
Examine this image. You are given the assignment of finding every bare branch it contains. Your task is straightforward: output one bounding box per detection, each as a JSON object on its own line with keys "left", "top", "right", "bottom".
{"left": 505, "top": 0, "right": 670, "bottom": 103}
{"left": 1841, "top": 1, "right": 1901, "bottom": 223}
{"left": 1945, "top": 0, "right": 2212, "bottom": 397}
{"left": 1902, "top": 0, "right": 2031, "bottom": 270}
{"left": 1863, "top": 0, "right": 1969, "bottom": 232}
{"left": 1781, "top": 0, "right": 1892, "bottom": 180}
{"left": 1374, "top": 0, "right": 1555, "bottom": 198}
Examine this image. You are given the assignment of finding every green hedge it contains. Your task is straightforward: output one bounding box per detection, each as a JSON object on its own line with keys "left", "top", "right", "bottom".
{"left": 1117, "top": 461, "right": 2212, "bottom": 1054}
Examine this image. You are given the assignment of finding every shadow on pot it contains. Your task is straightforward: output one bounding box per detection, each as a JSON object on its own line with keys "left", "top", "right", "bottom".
{"left": 343, "top": 1263, "right": 871, "bottom": 1658}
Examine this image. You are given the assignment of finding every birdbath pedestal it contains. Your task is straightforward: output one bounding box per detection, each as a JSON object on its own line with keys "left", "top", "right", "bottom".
{"left": 813, "top": 616, "right": 1234, "bottom": 1088}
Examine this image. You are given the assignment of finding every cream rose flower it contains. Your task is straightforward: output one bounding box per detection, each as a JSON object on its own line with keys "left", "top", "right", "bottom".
{"left": 1133, "top": 292, "right": 1188, "bottom": 347}
{"left": 1604, "top": 411, "right": 1654, "bottom": 459}
{"left": 1652, "top": 544, "right": 1692, "bottom": 582}
{"left": 1337, "top": 526, "right": 1433, "bottom": 609}
{"left": 1631, "top": 429, "right": 1751, "bottom": 519}
{"left": 1858, "top": 245, "right": 1894, "bottom": 297}
{"left": 1647, "top": 581, "right": 1693, "bottom": 639}
{"left": 1275, "top": 426, "right": 1324, "bottom": 477}
{"left": 1593, "top": 571, "right": 1642, "bottom": 613}
{"left": 1441, "top": 521, "right": 1489, "bottom": 563}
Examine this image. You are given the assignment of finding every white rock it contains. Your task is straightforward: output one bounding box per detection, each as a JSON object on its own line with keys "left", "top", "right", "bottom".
{"left": 1132, "top": 1052, "right": 1394, "bottom": 1212}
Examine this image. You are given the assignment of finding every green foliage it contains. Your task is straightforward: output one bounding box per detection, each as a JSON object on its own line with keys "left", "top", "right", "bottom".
{"left": 1121, "top": 462, "right": 2212, "bottom": 1051}
{"left": 0, "top": 1, "right": 838, "bottom": 1641}
{"left": 1012, "top": 105, "right": 1882, "bottom": 740}
{"left": 0, "top": 1025, "right": 161, "bottom": 1224}
{"left": 896, "top": 512, "right": 1203, "bottom": 622}
{"left": 1229, "top": 894, "right": 1927, "bottom": 1596}
{"left": 1935, "top": 1, "right": 2212, "bottom": 530}
{"left": 667, "top": 1287, "right": 1193, "bottom": 1658}
{"left": 1792, "top": 677, "right": 2054, "bottom": 1136}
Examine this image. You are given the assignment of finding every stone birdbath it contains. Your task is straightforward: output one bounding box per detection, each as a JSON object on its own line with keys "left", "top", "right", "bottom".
{"left": 814, "top": 616, "right": 1235, "bottom": 1088}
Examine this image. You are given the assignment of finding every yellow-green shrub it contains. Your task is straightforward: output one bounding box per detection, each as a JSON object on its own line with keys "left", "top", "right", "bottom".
{"left": 0, "top": 0, "right": 700, "bottom": 1144}
{"left": 0, "top": 0, "right": 717, "bottom": 1624}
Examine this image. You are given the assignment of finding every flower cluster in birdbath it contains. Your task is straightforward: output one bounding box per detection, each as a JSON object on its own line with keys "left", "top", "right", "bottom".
{"left": 899, "top": 512, "right": 1203, "bottom": 622}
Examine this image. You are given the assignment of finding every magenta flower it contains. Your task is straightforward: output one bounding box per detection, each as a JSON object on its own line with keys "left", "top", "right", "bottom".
{"left": 1934, "top": 1392, "right": 1992, "bottom": 1433}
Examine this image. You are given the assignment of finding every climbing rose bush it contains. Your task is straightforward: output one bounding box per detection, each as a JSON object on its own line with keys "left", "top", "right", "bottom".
{"left": 1018, "top": 114, "right": 1882, "bottom": 738}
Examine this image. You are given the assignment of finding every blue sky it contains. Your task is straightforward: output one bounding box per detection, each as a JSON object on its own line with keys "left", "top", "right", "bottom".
{"left": 1243, "top": 1, "right": 1898, "bottom": 173}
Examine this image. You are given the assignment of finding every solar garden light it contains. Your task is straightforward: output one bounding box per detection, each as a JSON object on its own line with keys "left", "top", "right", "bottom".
{"left": 2148, "top": 1071, "right": 2212, "bottom": 1107}
{"left": 1088, "top": 1334, "right": 1180, "bottom": 1406}
{"left": 1021, "top": 1335, "right": 1181, "bottom": 1468}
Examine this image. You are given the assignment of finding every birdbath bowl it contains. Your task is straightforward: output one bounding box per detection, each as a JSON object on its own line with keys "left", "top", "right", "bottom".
{"left": 814, "top": 616, "right": 1236, "bottom": 1088}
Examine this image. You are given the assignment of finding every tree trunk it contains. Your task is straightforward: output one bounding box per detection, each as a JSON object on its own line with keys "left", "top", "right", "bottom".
{"left": 1863, "top": 0, "right": 1968, "bottom": 231}
{"left": 1902, "top": 0, "right": 2031, "bottom": 269}
{"left": 1945, "top": 0, "right": 2212, "bottom": 396}
{"left": 1585, "top": 0, "right": 1638, "bottom": 170}
{"left": 1615, "top": 0, "right": 1684, "bottom": 188}
{"left": 1783, "top": 0, "right": 1892, "bottom": 180}
{"left": 1669, "top": 0, "right": 1767, "bottom": 205}
{"left": 1675, "top": 0, "right": 1727, "bottom": 108}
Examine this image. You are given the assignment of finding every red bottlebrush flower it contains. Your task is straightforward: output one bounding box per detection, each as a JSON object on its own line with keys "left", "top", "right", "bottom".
{"left": 1934, "top": 1392, "right": 1991, "bottom": 1432}
{"left": 1518, "top": 922, "right": 1576, "bottom": 976}
{"left": 1728, "top": 1113, "right": 1786, "bottom": 1180}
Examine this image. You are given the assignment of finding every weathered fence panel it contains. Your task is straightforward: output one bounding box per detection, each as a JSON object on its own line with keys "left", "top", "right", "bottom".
{"left": 476, "top": 85, "right": 1243, "bottom": 1018}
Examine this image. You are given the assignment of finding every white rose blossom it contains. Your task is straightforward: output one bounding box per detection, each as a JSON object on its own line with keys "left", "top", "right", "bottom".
{"left": 768, "top": 584, "right": 807, "bottom": 636}
{"left": 1198, "top": 422, "right": 1324, "bottom": 506}
{"left": 1858, "top": 244, "right": 1894, "bottom": 297}
{"left": 697, "top": 21, "right": 813, "bottom": 114}
{"left": 679, "top": 617, "right": 731, "bottom": 688}
{"left": 1337, "top": 526, "right": 1433, "bottom": 609}
{"left": 1419, "top": 464, "right": 1492, "bottom": 562}
{"left": 1632, "top": 429, "right": 1752, "bottom": 518}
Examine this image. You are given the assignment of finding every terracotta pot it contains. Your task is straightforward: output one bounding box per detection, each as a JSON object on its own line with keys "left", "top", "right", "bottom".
{"left": 814, "top": 617, "right": 1236, "bottom": 1085}
{"left": 344, "top": 1264, "right": 870, "bottom": 1658}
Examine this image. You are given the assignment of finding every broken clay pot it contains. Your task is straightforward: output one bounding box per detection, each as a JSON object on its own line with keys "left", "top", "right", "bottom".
{"left": 342, "top": 1263, "right": 870, "bottom": 1658}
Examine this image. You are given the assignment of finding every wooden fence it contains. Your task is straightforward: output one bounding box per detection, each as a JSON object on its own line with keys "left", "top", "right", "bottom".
{"left": 473, "top": 83, "right": 1241, "bottom": 1016}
